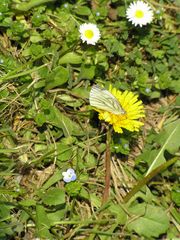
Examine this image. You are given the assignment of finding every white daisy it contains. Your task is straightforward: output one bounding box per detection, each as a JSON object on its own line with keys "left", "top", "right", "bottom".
{"left": 126, "top": 1, "right": 153, "bottom": 27}
{"left": 79, "top": 23, "right": 100, "bottom": 45}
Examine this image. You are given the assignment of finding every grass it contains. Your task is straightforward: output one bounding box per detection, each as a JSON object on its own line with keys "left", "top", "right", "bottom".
{"left": 0, "top": 0, "right": 180, "bottom": 239}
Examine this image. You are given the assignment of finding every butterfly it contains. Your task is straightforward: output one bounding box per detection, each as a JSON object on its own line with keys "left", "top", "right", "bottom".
{"left": 89, "top": 85, "right": 125, "bottom": 115}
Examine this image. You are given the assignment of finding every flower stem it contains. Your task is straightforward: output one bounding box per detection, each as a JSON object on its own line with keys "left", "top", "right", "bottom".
{"left": 102, "top": 127, "right": 112, "bottom": 205}
{"left": 123, "top": 157, "right": 179, "bottom": 203}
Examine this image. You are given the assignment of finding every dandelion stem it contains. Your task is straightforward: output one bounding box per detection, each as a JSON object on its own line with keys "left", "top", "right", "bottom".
{"left": 102, "top": 127, "right": 112, "bottom": 204}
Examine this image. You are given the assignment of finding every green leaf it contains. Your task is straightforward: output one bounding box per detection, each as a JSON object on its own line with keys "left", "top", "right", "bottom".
{"left": 47, "top": 209, "right": 66, "bottom": 226}
{"left": 84, "top": 153, "right": 97, "bottom": 168}
{"left": 45, "top": 66, "right": 69, "bottom": 90}
{"left": 152, "top": 50, "right": 164, "bottom": 59}
{"left": 58, "top": 94, "right": 83, "bottom": 107}
{"left": 127, "top": 204, "right": 169, "bottom": 238}
{"left": 35, "top": 99, "right": 83, "bottom": 136}
{"left": 79, "top": 64, "right": 96, "bottom": 80}
{"left": 108, "top": 203, "right": 127, "bottom": 225}
{"left": 57, "top": 143, "right": 73, "bottom": 161}
{"left": 53, "top": 107, "right": 83, "bottom": 136}
{"left": 0, "top": 222, "right": 14, "bottom": 238}
{"left": 90, "top": 193, "right": 101, "bottom": 208}
{"left": 0, "top": 188, "right": 20, "bottom": 197}
{"left": 30, "top": 33, "right": 43, "bottom": 43}
{"left": 0, "top": 203, "right": 11, "bottom": 219}
{"left": 19, "top": 199, "right": 36, "bottom": 207}
{"left": 79, "top": 187, "right": 90, "bottom": 200}
{"left": 36, "top": 205, "right": 52, "bottom": 239}
{"left": 172, "top": 187, "right": 180, "bottom": 206}
{"left": 59, "top": 52, "right": 82, "bottom": 64}
{"left": 41, "top": 170, "right": 62, "bottom": 191}
{"left": 169, "top": 80, "right": 180, "bottom": 93}
{"left": 65, "top": 182, "right": 82, "bottom": 197}
{"left": 104, "top": 39, "right": 125, "bottom": 56}
{"left": 74, "top": 6, "right": 91, "bottom": 16}
{"left": 146, "top": 119, "right": 180, "bottom": 175}
{"left": 41, "top": 188, "right": 65, "bottom": 206}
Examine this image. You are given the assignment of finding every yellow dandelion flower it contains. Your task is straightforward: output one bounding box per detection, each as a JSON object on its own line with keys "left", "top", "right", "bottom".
{"left": 90, "top": 85, "right": 145, "bottom": 133}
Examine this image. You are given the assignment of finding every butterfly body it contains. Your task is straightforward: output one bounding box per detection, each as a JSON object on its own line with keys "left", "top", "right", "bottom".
{"left": 90, "top": 85, "right": 125, "bottom": 115}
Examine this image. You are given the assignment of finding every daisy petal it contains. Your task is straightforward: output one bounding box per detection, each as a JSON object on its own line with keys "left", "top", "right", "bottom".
{"left": 126, "top": 1, "right": 153, "bottom": 27}
{"left": 79, "top": 23, "right": 100, "bottom": 45}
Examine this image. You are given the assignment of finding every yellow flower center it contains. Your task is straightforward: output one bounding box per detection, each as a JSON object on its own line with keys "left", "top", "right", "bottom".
{"left": 135, "top": 10, "right": 144, "bottom": 18}
{"left": 84, "top": 29, "right": 94, "bottom": 39}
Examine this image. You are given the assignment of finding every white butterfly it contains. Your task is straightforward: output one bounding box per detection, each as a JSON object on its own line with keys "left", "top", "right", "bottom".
{"left": 89, "top": 85, "right": 125, "bottom": 115}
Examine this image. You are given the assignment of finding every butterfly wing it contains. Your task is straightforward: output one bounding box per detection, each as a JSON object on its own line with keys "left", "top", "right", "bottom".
{"left": 90, "top": 85, "right": 125, "bottom": 115}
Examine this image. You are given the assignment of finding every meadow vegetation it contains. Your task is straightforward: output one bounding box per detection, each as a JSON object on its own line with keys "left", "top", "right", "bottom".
{"left": 0, "top": 0, "right": 179, "bottom": 239}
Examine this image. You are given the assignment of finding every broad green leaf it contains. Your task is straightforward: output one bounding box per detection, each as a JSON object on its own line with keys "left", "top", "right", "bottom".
{"left": 150, "top": 91, "right": 161, "bottom": 99}
{"left": 90, "top": 193, "right": 101, "bottom": 208}
{"left": 30, "top": 34, "right": 43, "bottom": 43}
{"left": 172, "top": 187, "right": 180, "bottom": 206}
{"left": 74, "top": 6, "right": 91, "bottom": 16}
{"left": 19, "top": 199, "right": 36, "bottom": 207}
{"left": 41, "top": 188, "right": 65, "bottom": 206}
{"left": 0, "top": 222, "right": 14, "bottom": 237}
{"left": 65, "top": 182, "right": 82, "bottom": 197}
{"left": 84, "top": 153, "right": 97, "bottom": 168}
{"left": 41, "top": 170, "right": 62, "bottom": 191}
{"left": 108, "top": 203, "right": 127, "bottom": 225}
{"left": 53, "top": 106, "right": 83, "bottom": 136}
{"left": 0, "top": 203, "right": 11, "bottom": 219}
{"left": 169, "top": 80, "right": 180, "bottom": 93}
{"left": 35, "top": 99, "right": 83, "bottom": 136}
{"left": 47, "top": 209, "right": 66, "bottom": 226}
{"left": 59, "top": 52, "right": 82, "bottom": 64}
{"left": 104, "top": 39, "right": 125, "bottom": 56}
{"left": 127, "top": 204, "right": 169, "bottom": 238}
{"left": 146, "top": 119, "right": 180, "bottom": 175}
{"left": 36, "top": 205, "right": 52, "bottom": 239}
{"left": 71, "top": 87, "right": 89, "bottom": 98}
{"left": 0, "top": 148, "right": 19, "bottom": 153}
{"left": 57, "top": 143, "right": 73, "bottom": 161}
{"left": 45, "top": 66, "right": 69, "bottom": 90}
{"left": 79, "top": 64, "right": 96, "bottom": 80}
{"left": 0, "top": 188, "right": 20, "bottom": 197}
{"left": 58, "top": 94, "right": 83, "bottom": 107}
{"left": 34, "top": 142, "right": 73, "bottom": 163}
{"left": 79, "top": 187, "right": 89, "bottom": 200}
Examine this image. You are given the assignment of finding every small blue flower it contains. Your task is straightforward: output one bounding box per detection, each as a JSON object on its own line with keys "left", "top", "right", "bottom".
{"left": 62, "top": 168, "right": 77, "bottom": 183}
{"left": 96, "top": 12, "right": 100, "bottom": 16}
{"left": 64, "top": 3, "right": 68, "bottom": 8}
{"left": 145, "top": 88, "right": 151, "bottom": 93}
{"left": 124, "top": 143, "right": 129, "bottom": 149}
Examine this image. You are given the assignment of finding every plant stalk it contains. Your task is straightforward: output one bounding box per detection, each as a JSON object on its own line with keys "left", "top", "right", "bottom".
{"left": 123, "top": 157, "right": 179, "bottom": 203}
